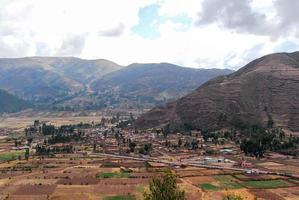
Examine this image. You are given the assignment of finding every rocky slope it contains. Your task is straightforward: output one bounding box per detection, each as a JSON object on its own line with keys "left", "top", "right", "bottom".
{"left": 135, "top": 52, "right": 299, "bottom": 132}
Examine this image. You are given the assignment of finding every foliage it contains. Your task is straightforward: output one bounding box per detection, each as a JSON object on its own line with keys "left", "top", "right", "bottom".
{"left": 96, "top": 172, "right": 131, "bottom": 179}
{"left": 223, "top": 194, "right": 243, "bottom": 200}
{"left": 200, "top": 183, "right": 220, "bottom": 191}
{"left": 0, "top": 151, "right": 25, "bottom": 161}
{"left": 143, "top": 171, "right": 186, "bottom": 200}
{"left": 129, "top": 141, "right": 137, "bottom": 152}
{"left": 104, "top": 196, "right": 135, "bottom": 200}
{"left": 241, "top": 180, "right": 289, "bottom": 189}
{"left": 240, "top": 127, "right": 299, "bottom": 157}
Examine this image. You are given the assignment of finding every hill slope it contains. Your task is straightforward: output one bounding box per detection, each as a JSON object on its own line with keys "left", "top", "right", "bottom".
{"left": 78, "top": 63, "right": 233, "bottom": 109}
{"left": 135, "top": 52, "right": 299, "bottom": 131}
{"left": 0, "top": 57, "right": 122, "bottom": 104}
{"left": 0, "top": 57, "right": 232, "bottom": 110}
{"left": 0, "top": 89, "right": 31, "bottom": 113}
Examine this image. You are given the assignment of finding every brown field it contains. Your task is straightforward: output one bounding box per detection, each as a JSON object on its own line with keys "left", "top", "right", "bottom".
{"left": 0, "top": 156, "right": 298, "bottom": 200}
{"left": 250, "top": 189, "right": 284, "bottom": 200}
{"left": 185, "top": 176, "right": 215, "bottom": 185}
{"left": 0, "top": 115, "right": 103, "bottom": 132}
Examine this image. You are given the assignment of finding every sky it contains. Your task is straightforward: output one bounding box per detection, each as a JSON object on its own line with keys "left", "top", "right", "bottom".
{"left": 0, "top": 0, "right": 299, "bottom": 70}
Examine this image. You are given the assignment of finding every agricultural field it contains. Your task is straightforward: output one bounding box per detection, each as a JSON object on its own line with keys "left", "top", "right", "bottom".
{"left": 0, "top": 155, "right": 297, "bottom": 200}
{"left": 0, "top": 115, "right": 298, "bottom": 200}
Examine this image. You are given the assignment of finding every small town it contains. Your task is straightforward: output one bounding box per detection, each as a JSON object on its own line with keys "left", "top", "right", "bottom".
{"left": 0, "top": 113, "right": 298, "bottom": 200}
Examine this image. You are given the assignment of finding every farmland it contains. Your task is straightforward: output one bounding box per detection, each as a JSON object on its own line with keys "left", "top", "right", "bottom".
{"left": 0, "top": 114, "right": 298, "bottom": 200}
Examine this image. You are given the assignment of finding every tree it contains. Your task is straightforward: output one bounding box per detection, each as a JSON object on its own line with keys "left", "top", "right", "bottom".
{"left": 162, "top": 124, "right": 171, "bottom": 138}
{"left": 25, "top": 148, "right": 30, "bottom": 160}
{"left": 93, "top": 143, "right": 97, "bottom": 152}
{"left": 144, "top": 171, "right": 186, "bottom": 200}
{"left": 144, "top": 143, "right": 152, "bottom": 154}
{"left": 129, "top": 141, "right": 137, "bottom": 152}
{"left": 223, "top": 194, "right": 243, "bottom": 200}
{"left": 178, "top": 138, "right": 182, "bottom": 147}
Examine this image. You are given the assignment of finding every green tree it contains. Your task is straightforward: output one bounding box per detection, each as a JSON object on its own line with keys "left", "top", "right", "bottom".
{"left": 144, "top": 171, "right": 186, "bottom": 200}
{"left": 25, "top": 148, "right": 30, "bottom": 160}
{"left": 223, "top": 194, "right": 243, "bottom": 200}
{"left": 129, "top": 141, "right": 137, "bottom": 152}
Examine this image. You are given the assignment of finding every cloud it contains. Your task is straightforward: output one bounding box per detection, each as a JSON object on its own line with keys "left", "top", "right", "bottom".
{"left": 273, "top": 0, "right": 299, "bottom": 36}
{"left": 56, "top": 34, "right": 86, "bottom": 56}
{"left": 196, "top": 0, "right": 272, "bottom": 36}
{"left": 99, "top": 23, "right": 125, "bottom": 37}
{"left": 0, "top": 37, "right": 31, "bottom": 57}
{"left": 0, "top": 0, "right": 298, "bottom": 70}
{"left": 195, "top": 0, "right": 299, "bottom": 40}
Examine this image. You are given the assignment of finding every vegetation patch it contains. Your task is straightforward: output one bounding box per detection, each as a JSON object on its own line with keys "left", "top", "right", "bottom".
{"left": 214, "top": 175, "right": 236, "bottom": 182}
{"left": 241, "top": 180, "right": 290, "bottom": 189}
{"left": 104, "top": 195, "right": 135, "bottom": 200}
{"left": 96, "top": 172, "right": 131, "bottom": 179}
{"left": 0, "top": 151, "right": 25, "bottom": 161}
{"left": 213, "top": 175, "right": 243, "bottom": 190}
{"left": 200, "top": 183, "right": 220, "bottom": 191}
{"left": 220, "top": 182, "right": 243, "bottom": 189}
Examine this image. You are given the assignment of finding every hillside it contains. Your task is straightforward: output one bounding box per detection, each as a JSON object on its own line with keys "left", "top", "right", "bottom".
{"left": 65, "top": 63, "right": 232, "bottom": 109}
{"left": 135, "top": 52, "right": 299, "bottom": 132}
{"left": 0, "top": 89, "right": 31, "bottom": 113}
{"left": 0, "top": 57, "right": 122, "bottom": 104}
{"left": 0, "top": 57, "right": 232, "bottom": 110}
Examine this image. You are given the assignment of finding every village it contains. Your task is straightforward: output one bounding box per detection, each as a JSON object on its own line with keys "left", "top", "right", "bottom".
{"left": 0, "top": 115, "right": 299, "bottom": 200}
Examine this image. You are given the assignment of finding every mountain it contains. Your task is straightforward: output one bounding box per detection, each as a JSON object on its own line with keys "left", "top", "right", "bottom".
{"left": 0, "top": 57, "right": 232, "bottom": 110}
{"left": 83, "top": 63, "right": 233, "bottom": 109}
{"left": 0, "top": 89, "right": 31, "bottom": 113}
{"left": 135, "top": 52, "right": 299, "bottom": 132}
{"left": 0, "top": 57, "right": 122, "bottom": 104}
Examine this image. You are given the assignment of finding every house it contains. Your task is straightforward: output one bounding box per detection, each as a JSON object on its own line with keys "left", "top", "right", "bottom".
{"left": 240, "top": 161, "right": 252, "bottom": 168}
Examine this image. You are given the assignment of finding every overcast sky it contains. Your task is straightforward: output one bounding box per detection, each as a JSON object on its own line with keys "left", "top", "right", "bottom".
{"left": 0, "top": 0, "right": 299, "bottom": 69}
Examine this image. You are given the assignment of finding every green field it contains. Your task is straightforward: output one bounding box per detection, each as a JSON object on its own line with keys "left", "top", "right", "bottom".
{"left": 96, "top": 172, "right": 131, "bottom": 179}
{"left": 104, "top": 195, "right": 135, "bottom": 200}
{"left": 0, "top": 151, "right": 25, "bottom": 161}
{"left": 242, "top": 180, "right": 290, "bottom": 189}
{"left": 220, "top": 182, "right": 243, "bottom": 189}
{"left": 213, "top": 175, "right": 243, "bottom": 189}
{"left": 213, "top": 175, "right": 237, "bottom": 182}
{"left": 200, "top": 183, "right": 220, "bottom": 191}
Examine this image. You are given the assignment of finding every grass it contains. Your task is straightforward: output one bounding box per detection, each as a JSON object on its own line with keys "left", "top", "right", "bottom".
{"left": 213, "top": 175, "right": 243, "bottom": 190}
{"left": 220, "top": 182, "right": 243, "bottom": 189}
{"left": 104, "top": 195, "right": 135, "bottom": 200}
{"left": 241, "top": 180, "right": 289, "bottom": 189}
{"left": 96, "top": 172, "right": 131, "bottom": 179}
{"left": 0, "top": 151, "right": 25, "bottom": 162}
{"left": 214, "top": 175, "right": 236, "bottom": 182}
{"left": 200, "top": 183, "right": 220, "bottom": 191}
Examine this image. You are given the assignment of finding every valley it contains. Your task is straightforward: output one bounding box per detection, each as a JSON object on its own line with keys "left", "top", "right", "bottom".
{"left": 0, "top": 53, "right": 299, "bottom": 200}
{"left": 0, "top": 113, "right": 298, "bottom": 200}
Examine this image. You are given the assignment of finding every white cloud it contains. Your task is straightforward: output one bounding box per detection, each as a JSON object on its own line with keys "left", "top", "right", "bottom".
{"left": 0, "top": 0, "right": 298, "bottom": 70}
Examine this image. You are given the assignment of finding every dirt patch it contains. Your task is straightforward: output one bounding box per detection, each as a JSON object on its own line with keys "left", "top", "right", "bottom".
{"left": 14, "top": 185, "right": 56, "bottom": 195}
{"left": 251, "top": 189, "right": 284, "bottom": 200}
{"left": 184, "top": 176, "right": 215, "bottom": 185}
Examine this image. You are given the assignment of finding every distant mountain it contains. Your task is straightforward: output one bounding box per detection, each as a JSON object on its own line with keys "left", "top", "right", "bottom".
{"left": 0, "top": 57, "right": 233, "bottom": 111}
{"left": 0, "top": 89, "right": 31, "bottom": 113}
{"left": 135, "top": 52, "right": 299, "bottom": 132}
{"left": 79, "top": 63, "right": 233, "bottom": 109}
{"left": 0, "top": 57, "right": 122, "bottom": 104}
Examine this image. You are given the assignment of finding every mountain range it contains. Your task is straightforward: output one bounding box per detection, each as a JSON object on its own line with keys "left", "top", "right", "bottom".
{"left": 0, "top": 57, "right": 232, "bottom": 112}
{"left": 135, "top": 52, "right": 299, "bottom": 132}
